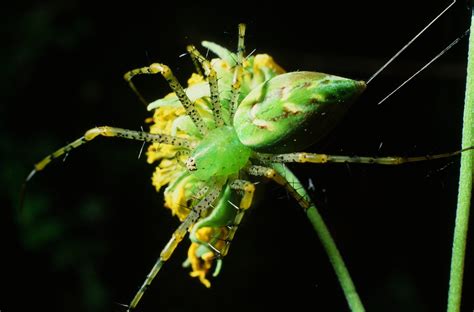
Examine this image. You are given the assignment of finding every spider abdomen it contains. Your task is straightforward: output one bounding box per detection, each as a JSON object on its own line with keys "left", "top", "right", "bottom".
{"left": 234, "top": 71, "right": 366, "bottom": 153}
{"left": 188, "top": 126, "right": 252, "bottom": 180}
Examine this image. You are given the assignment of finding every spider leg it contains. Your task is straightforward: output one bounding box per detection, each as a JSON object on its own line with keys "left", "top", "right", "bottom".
{"left": 188, "top": 179, "right": 254, "bottom": 262}
{"left": 28, "top": 126, "right": 195, "bottom": 178}
{"left": 216, "top": 179, "right": 255, "bottom": 257}
{"left": 123, "top": 63, "right": 208, "bottom": 136}
{"left": 246, "top": 165, "right": 311, "bottom": 209}
{"left": 127, "top": 183, "right": 222, "bottom": 311}
{"left": 255, "top": 147, "right": 474, "bottom": 165}
{"left": 122, "top": 69, "right": 148, "bottom": 107}
{"left": 187, "top": 45, "right": 225, "bottom": 127}
{"left": 229, "top": 179, "right": 255, "bottom": 210}
{"left": 246, "top": 164, "right": 364, "bottom": 310}
{"left": 229, "top": 24, "right": 246, "bottom": 121}
{"left": 188, "top": 49, "right": 204, "bottom": 76}
{"left": 184, "top": 180, "right": 253, "bottom": 286}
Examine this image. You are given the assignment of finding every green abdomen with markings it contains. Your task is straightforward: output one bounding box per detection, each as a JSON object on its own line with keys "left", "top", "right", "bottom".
{"left": 234, "top": 72, "right": 366, "bottom": 153}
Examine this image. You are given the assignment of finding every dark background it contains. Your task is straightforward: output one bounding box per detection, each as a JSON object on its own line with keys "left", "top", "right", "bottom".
{"left": 2, "top": 1, "right": 473, "bottom": 311}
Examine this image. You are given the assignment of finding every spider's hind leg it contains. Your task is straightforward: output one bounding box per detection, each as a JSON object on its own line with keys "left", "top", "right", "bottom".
{"left": 186, "top": 179, "right": 255, "bottom": 285}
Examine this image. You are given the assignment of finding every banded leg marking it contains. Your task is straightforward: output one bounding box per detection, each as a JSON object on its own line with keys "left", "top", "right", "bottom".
{"left": 247, "top": 165, "right": 311, "bottom": 210}
{"left": 229, "top": 179, "right": 255, "bottom": 210}
{"left": 127, "top": 185, "right": 221, "bottom": 311}
{"left": 230, "top": 24, "right": 246, "bottom": 121}
{"left": 187, "top": 45, "right": 225, "bottom": 127}
{"left": 256, "top": 147, "right": 474, "bottom": 165}
{"left": 33, "top": 126, "right": 194, "bottom": 173}
{"left": 124, "top": 63, "right": 207, "bottom": 136}
{"left": 213, "top": 179, "right": 255, "bottom": 257}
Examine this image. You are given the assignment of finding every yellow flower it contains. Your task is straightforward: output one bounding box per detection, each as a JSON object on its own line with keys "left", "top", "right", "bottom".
{"left": 187, "top": 226, "right": 229, "bottom": 287}
{"left": 254, "top": 54, "right": 285, "bottom": 74}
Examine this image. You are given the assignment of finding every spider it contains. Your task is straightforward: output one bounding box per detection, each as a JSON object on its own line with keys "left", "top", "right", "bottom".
{"left": 27, "top": 23, "right": 468, "bottom": 311}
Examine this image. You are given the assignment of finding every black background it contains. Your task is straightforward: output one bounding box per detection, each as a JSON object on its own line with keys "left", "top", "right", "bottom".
{"left": 2, "top": 1, "right": 473, "bottom": 311}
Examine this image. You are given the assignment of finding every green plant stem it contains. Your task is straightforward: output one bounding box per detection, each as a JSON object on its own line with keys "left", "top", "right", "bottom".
{"left": 305, "top": 206, "right": 365, "bottom": 312}
{"left": 447, "top": 8, "right": 474, "bottom": 312}
{"left": 273, "top": 164, "right": 365, "bottom": 312}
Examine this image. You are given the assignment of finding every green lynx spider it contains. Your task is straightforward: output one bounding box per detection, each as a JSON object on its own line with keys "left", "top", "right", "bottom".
{"left": 28, "top": 23, "right": 470, "bottom": 311}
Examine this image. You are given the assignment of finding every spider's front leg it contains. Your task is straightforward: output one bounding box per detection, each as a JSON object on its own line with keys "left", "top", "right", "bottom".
{"left": 28, "top": 126, "right": 194, "bottom": 179}
{"left": 220, "top": 179, "right": 255, "bottom": 256}
{"left": 187, "top": 44, "right": 225, "bottom": 127}
{"left": 127, "top": 183, "right": 222, "bottom": 311}
{"left": 124, "top": 62, "right": 208, "bottom": 135}
{"left": 229, "top": 23, "right": 246, "bottom": 120}
{"left": 186, "top": 179, "right": 255, "bottom": 286}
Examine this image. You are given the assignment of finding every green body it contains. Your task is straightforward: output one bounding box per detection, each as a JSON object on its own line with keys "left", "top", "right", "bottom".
{"left": 152, "top": 42, "right": 367, "bottom": 287}
{"left": 187, "top": 70, "right": 366, "bottom": 234}
{"left": 189, "top": 126, "right": 252, "bottom": 180}
{"left": 234, "top": 72, "right": 366, "bottom": 153}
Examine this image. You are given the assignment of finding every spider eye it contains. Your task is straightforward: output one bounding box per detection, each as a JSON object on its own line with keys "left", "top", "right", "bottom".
{"left": 186, "top": 157, "right": 197, "bottom": 171}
